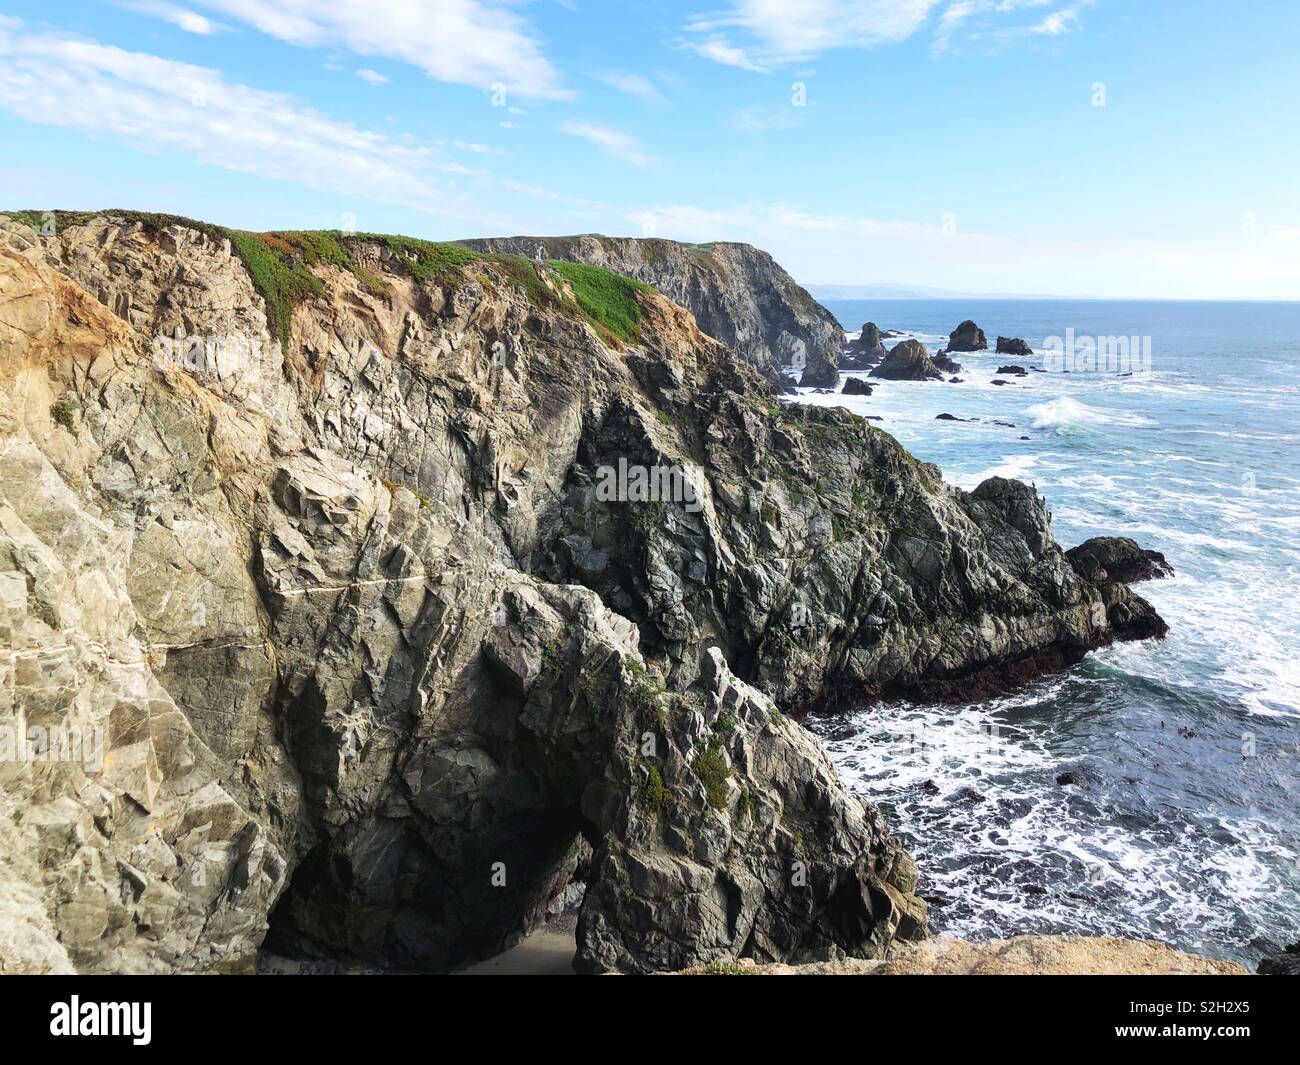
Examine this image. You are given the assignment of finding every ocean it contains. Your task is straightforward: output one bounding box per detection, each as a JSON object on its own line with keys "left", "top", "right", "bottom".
{"left": 794, "top": 298, "right": 1300, "bottom": 967}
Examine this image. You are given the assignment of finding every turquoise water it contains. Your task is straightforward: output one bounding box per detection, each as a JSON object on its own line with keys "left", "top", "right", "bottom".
{"left": 798, "top": 298, "right": 1300, "bottom": 967}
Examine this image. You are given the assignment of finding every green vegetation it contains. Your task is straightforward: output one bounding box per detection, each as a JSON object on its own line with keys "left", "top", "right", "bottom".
{"left": 2, "top": 209, "right": 661, "bottom": 353}
{"left": 623, "top": 658, "right": 666, "bottom": 730}
{"left": 642, "top": 764, "right": 670, "bottom": 814}
{"left": 225, "top": 231, "right": 323, "bottom": 348}
{"left": 692, "top": 738, "right": 731, "bottom": 811}
{"left": 489, "top": 253, "right": 561, "bottom": 310}
{"left": 379, "top": 478, "right": 431, "bottom": 509}
{"left": 50, "top": 399, "right": 77, "bottom": 432}
{"left": 369, "top": 233, "right": 479, "bottom": 285}
{"left": 547, "top": 259, "right": 652, "bottom": 344}
{"left": 737, "top": 790, "right": 759, "bottom": 824}
{"left": 279, "top": 230, "right": 387, "bottom": 296}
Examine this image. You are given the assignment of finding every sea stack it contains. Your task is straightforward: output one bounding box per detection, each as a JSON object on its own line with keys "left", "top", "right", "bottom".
{"left": 942, "top": 319, "right": 988, "bottom": 353}
{"left": 842, "top": 321, "right": 887, "bottom": 368}
{"left": 870, "top": 338, "right": 943, "bottom": 380}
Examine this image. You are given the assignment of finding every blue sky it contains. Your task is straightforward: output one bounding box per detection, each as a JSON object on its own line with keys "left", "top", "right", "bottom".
{"left": 1, "top": 1, "right": 1297, "bottom": 297}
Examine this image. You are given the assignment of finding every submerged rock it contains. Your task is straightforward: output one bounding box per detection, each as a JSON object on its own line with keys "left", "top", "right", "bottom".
{"left": 996, "top": 364, "right": 1029, "bottom": 376}
{"left": 870, "top": 339, "right": 942, "bottom": 380}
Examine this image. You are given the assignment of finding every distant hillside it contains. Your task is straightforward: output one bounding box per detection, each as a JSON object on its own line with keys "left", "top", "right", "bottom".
{"left": 461, "top": 234, "right": 843, "bottom": 387}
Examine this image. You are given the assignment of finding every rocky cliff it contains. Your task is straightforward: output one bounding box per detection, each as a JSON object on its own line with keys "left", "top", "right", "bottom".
{"left": 460, "top": 234, "right": 843, "bottom": 388}
{"left": 0, "top": 211, "right": 1163, "bottom": 974}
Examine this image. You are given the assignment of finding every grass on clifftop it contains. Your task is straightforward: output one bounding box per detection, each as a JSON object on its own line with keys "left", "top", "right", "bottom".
{"left": 547, "top": 259, "right": 651, "bottom": 344}
{"left": 3, "top": 209, "right": 655, "bottom": 349}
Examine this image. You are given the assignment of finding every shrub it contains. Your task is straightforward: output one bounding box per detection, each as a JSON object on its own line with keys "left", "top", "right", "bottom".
{"left": 692, "top": 738, "right": 730, "bottom": 811}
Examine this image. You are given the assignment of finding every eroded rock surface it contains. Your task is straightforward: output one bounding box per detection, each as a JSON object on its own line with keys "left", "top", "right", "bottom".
{"left": 1066, "top": 536, "right": 1174, "bottom": 584}
{"left": 870, "top": 339, "right": 942, "bottom": 381}
{"left": 0, "top": 213, "right": 1165, "bottom": 974}
{"left": 461, "top": 234, "right": 843, "bottom": 388}
{"left": 942, "top": 319, "right": 988, "bottom": 353}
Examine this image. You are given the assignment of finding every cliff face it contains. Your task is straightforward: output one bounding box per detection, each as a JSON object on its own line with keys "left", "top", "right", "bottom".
{"left": 460, "top": 234, "right": 843, "bottom": 388}
{"left": 0, "top": 212, "right": 1162, "bottom": 974}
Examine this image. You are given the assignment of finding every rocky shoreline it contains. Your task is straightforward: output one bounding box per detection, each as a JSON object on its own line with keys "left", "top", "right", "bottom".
{"left": 680, "top": 935, "right": 1251, "bottom": 976}
{"left": 1, "top": 212, "right": 1175, "bottom": 975}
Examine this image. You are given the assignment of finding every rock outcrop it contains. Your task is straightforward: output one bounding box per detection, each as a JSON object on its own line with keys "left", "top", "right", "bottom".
{"left": 841, "top": 322, "right": 886, "bottom": 369}
{"left": 577, "top": 650, "right": 925, "bottom": 973}
{"left": 841, "top": 377, "right": 873, "bottom": 396}
{"left": 460, "top": 234, "right": 842, "bottom": 388}
{"left": 997, "top": 336, "right": 1033, "bottom": 357}
{"left": 1066, "top": 536, "right": 1174, "bottom": 584}
{"left": 932, "top": 352, "right": 962, "bottom": 374}
{"left": 942, "top": 320, "right": 987, "bottom": 353}
{"left": 996, "top": 364, "right": 1029, "bottom": 376}
{"left": 0, "top": 211, "right": 1166, "bottom": 975}
{"left": 1258, "top": 941, "right": 1300, "bottom": 975}
{"left": 870, "top": 339, "right": 943, "bottom": 381}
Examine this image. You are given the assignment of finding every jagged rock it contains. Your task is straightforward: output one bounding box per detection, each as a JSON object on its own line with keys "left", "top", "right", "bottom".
{"left": 841, "top": 378, "right": 873, "bottom": 396}
{"left": 842, "top": 322, "right": 886, "bottom": 369}
{"left": 461, "top": 234, "right": 842, "bottom": 387}
{"left": 996, "top": 364, "right": 1029, "bottom": 376}
{"left": 1258, "top": 941, "right": 1300, "bottom": 975}
{"left": 1065, "top": 536, "right": 1174, "bottom": 584}
{"left": 941, "top": 320, "right": 987, "bottom": 353}
{"left": 932, "top": 353, "right": 963, "bottom": 374}
{"left": 0, "top": 211, "right": 1166, "bottom": 974}
{"left": 576, "top": 649, "right": 925, "bottom": 973}
{"left": 870, "top": 339, "right": 942, "bottom": 381}
{"left": 997, "top": 336, "right": 1033, "bottom": 357}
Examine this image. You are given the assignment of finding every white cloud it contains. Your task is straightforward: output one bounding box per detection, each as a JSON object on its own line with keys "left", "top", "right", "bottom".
{"left": 685, "top": 1, "right": 941, "bottom": 67}
{"left": 0, "top": 24, "right": 471, "bottom": 218}
{"left": 682, "top": 36, "right": 766, "bottom": 72}
{"left": 560, "top": 122, "right": 654, "bottom": 167}
{"left": 685, "top": 0, "right": 1088, "bottom": 67}
{"left": 595, "top": 70, "right": 666, "bottom": 104}
{"left": 1031, "top": 7, "right": 1083, "bottom": 36}
{"left": 453, "top": 139, "right": 504, "bottom": 155}
{"left": 120, "top": 1, "right": 228, "bottom": 35}
{"left": 355, "top": 67, "right": 388, "bottom": 84}
{"left": 932, "top": 1, "right": 1088, "bottom": 54}
{"left": 179, "top": 0, "right": 571, "bottom": 98}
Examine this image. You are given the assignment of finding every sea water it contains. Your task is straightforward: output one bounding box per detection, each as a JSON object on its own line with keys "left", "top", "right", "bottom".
{"left": 795, "top": 298, "right": 1300, "bottom": 967}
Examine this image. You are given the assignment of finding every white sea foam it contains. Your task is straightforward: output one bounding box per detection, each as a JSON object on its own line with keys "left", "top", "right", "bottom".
{"left": 950, "top": 453, "right": 1041, "bottom": 489}
{"left": 1025, "top": 396, "right": 1157, "bottom": 431}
